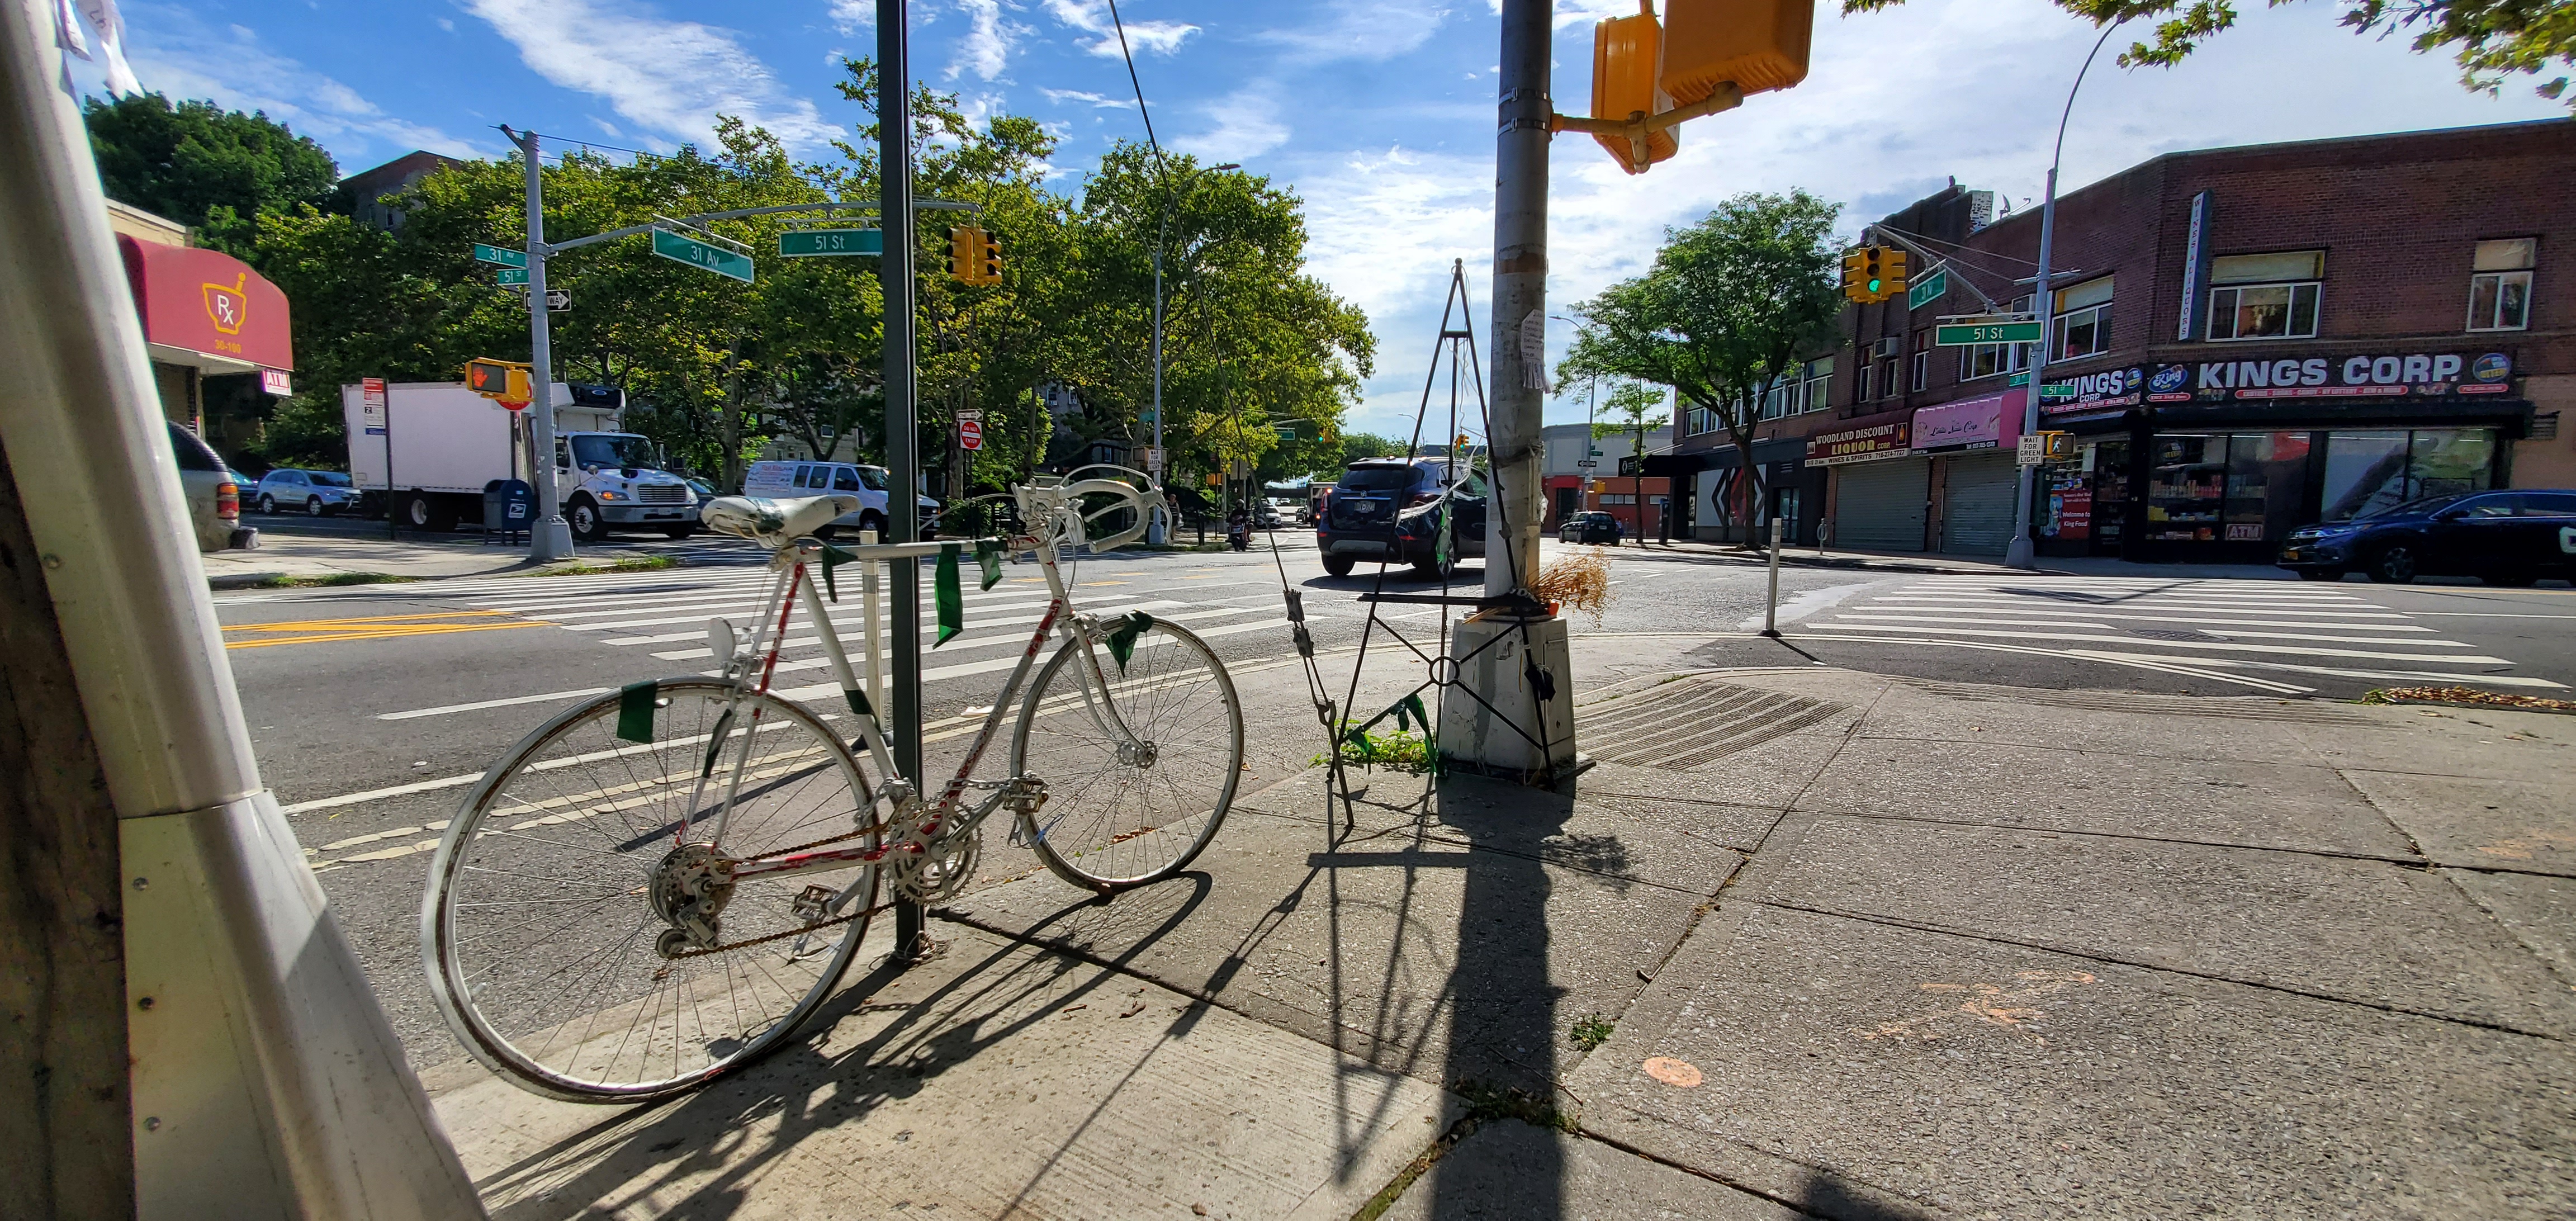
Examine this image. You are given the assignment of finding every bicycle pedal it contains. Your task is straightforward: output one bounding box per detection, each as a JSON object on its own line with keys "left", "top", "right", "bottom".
{"left": 791, "top": 884, "right": 835, "bottom": 921}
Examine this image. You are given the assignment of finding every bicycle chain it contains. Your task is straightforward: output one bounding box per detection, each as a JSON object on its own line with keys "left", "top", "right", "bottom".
{"left": 664, "top": 898, "right": 897, "bottom": 959}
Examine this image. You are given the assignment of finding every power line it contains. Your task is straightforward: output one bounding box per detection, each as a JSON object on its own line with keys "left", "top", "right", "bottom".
{"left": 1102, "top": 0, "right": 1168, "bottom": 176}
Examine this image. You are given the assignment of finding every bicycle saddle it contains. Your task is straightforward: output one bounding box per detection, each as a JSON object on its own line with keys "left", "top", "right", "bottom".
{"left": 699, "top": 494, "right": 860, "bottom": 547}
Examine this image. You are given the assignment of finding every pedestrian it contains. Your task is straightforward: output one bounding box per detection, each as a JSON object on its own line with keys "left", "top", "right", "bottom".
{"left": 1657, "top": 496, "right": 1671, "bottom": 546}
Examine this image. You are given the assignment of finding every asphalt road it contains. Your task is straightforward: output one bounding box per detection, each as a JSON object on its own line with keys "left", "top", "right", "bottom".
{"left": 214, "top": 530, "right": 2576, "bottom": 1071}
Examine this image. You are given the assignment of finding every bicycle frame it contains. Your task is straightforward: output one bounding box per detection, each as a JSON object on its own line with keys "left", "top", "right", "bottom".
{"left": 681, "top": 503, "right": 1149, "bottom": 888}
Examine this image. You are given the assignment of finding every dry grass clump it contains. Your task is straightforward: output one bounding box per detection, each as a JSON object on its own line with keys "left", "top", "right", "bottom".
{"left": 1532, "top": 549, "right": 1614, "bottom": 624}
{"left": 2360, "top": 685, "right": 2576, "bottom": 714}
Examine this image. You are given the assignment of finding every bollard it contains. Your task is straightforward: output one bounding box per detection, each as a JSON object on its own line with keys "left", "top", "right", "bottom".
{"left": 860, "top": 529, "right": 885, "bottom": 720}
{"left": 1760, "top": 515, "right": 1784, "bottom": 638}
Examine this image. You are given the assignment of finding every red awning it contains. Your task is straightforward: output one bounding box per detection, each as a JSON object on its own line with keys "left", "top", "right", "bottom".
{"left": 116, "top": 236, "right": 293, "bottom": 375}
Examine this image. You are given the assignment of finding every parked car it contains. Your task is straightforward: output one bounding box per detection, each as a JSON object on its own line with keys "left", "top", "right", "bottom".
{"left": 166, "top": 422, "right": 255, "bottom": 552}
{"left": 2276, "top": 489, "right": 2576, "bottom": 584}
{"left": 1315, "top": 457, "right": 1487, "bottom": 578}
{"left": 254, "top": 467, "right": 362, "bottom": 517}
{"left": 741, "top": 460, "right": 942, "bottom": 538}
{"left": 1558, "top": 510, "right": 1623, "bottom": 545}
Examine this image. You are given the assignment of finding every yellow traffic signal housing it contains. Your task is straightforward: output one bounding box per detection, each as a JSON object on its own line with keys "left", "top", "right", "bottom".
{"left": 976, "top": 231, "right": 1003, "bottom": 286}
{"left": 1859, "top": 246, "right": 1888, "bottom": 301}
{"left": 464, "top": 358, "right": 531, "bottom": 403}
{"left": 2039, "top": 430, "right": 2076, "bottom": 460}
{"left": 1589, "top": 3, "right": 1676, "bottom": 175}
{"left": 1881, "top": 248, "right": 1910, "bottom": 300}
{"left": 946, "top": 226, "right": 979, "bottom": 284}
{"left": 1840, "top": 249, "right": 1871, "bottom": 303}
{"left": 1660, "top": 0, "right": 1815, "bottom": 106}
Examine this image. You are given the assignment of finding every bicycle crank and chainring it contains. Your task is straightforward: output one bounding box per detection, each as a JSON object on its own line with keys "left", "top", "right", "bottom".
{"left": 887, "top": 820, "right": 981, "bottom": 905}
{"left": 649, "top": 841, "right": 737, "bottom": 958}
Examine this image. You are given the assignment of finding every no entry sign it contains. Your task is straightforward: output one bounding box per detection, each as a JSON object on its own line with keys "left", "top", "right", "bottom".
{"left": 958, "top": 418, "right": 983, "bottom": 451}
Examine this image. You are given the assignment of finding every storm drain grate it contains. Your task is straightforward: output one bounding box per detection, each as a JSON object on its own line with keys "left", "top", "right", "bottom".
{"left": 1578, "top": 678, "right": 1849, "bottom": 770}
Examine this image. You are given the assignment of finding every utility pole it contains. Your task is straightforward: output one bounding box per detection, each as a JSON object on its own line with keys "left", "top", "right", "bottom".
{"left": 1148, "top": 241, "right": 1165, "bottom": 542}
{"left": 878, "top": 0, "right": 930, "bottom": 962}
{"left": 504, "top": 125, "right": 574, "bottom": 561}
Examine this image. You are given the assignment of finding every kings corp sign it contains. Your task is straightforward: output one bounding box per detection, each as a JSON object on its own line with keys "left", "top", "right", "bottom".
{"left": 2144, "top": 351, "right": 2515, "bottom": 403}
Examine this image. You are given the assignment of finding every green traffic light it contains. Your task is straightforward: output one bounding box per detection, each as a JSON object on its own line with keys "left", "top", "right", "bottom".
{"left": 1867, "top": 277, "right": 1882, "bottom": 293}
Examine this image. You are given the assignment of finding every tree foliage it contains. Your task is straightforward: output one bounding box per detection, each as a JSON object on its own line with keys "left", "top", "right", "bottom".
{"left": 84, "top": 93, "right": 339, "bottom": 255}
{"left": 1845, "top": 0, "right": 2576, "bottom": 106}
{"left": 1559, "top": 191, "right": 1842, "bottom": 524}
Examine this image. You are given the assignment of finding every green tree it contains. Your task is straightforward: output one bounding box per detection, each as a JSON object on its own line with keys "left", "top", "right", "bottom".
{"left": 1591, "top": 380, "right": 1669, "bottom": 471}
{"left": 1847, "top": 0, "right": 2576, "bottom": 106}
{"left": 1559, "top": 190, "right": 1841, "bottom": 538}
{"left": 84, "top": 93, "right": 339, "bottom": 255}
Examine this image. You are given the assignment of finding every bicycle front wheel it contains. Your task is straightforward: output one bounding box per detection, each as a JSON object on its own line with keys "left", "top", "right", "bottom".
{"left": 1008, "top": 616, "right": 1244, "bottom": 891}
{"left": 420, "top": 678, "right": 880, "bottom": 1102}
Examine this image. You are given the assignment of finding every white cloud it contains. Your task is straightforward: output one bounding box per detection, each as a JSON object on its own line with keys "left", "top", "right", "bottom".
{"left": 85, "top": 7, "right": 482, "bottom": 167}
{"left": 830, "top": 0, "right": 873, "bottom": 33}
{"left": 1175, "top": 87, "right": 1290, "bottom": 159}
{"left": 946, "top": 0, "right": 1028, "bottom": 82}
{"left": 1041, "top": 87, "right": 1134, "bottom": 109}
{"left": 1256, "top": 1, "right": 1451, "bottom": 63}
{"left": 1043, "top": 0, "right": 1198, "bottom": 58}
{"left": 435, "top": 17, "right": 456, "bottom": 32}
{"left": 461, "top": 0, "right": 840, "bottom": 150}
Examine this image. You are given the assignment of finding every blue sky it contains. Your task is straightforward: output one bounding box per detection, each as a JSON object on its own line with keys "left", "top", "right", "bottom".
{"left": 77, "top": 0, "right": 2565, "bottom": 437}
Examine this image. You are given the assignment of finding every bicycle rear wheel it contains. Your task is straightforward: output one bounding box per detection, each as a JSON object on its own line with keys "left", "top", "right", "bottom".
{"left": 420, "top": 678, "right": 880, "bottom": 1102}
{"left": 1008, "top": 617, "right": 1243, "bottom": 891}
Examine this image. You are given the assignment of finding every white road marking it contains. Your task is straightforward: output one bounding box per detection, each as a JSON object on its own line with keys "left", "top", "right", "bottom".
{"left": 377, "top": 687, "right": 616, "bottom": 721}
{"left": 1795, "top": 621, "right": 2510, "bottom": 664}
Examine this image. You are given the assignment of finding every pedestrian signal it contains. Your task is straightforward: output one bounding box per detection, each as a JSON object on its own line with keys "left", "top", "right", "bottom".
{"left": 464, "top": 358, "right": 532, "bottom": 404}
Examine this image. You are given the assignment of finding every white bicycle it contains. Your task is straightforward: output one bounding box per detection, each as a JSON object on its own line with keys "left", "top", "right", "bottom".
{"left": 419, "top": 468, "right": 1243, "bottom": 1102}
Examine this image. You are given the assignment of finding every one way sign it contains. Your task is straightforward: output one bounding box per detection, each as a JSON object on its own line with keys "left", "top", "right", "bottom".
{"left": 546, "top": 289, "right": 571, "bottom": 312}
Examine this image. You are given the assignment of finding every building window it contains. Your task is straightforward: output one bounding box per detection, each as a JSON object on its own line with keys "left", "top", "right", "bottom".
{"left": 1688, "top": 406, "right": 1720, "bottom": 436}
{"left": 2051, "top": 276, "right": 2113, "bottom": 359}
{"left": 1957, "top": 340, "right": 2029, "bottom": 381}
{"left": 1856, "top": 361, "right": 1876, "bottom": 403}
{"left": 2469, "top": 238, "right": 2534, "bottom": 332}
{"left": 1910, "top": 330, "right": 1930, "bottom": 392}
{"left": 2207, "top": 251, "right": 2322, "bottom": 341}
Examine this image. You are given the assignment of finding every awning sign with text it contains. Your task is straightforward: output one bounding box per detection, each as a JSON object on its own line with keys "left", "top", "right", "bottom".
{"left": 1911, "top": 389, "right": 2024, "bottom": 452}
{"left": 2146, "top": 351, "right": 2515, "bottom": 403}
{"left": 1807, "top": 419, "right": 1912, "bottom": 466}
{"left": 2040, "top": 366, "right": 2144, "bottom": 415}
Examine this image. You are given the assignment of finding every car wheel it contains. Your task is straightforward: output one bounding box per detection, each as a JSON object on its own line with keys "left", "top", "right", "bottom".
{"left": 257, "top": 494, "right": 276, "bottom": 515}
{"left": 1412, "top": 551, "right": 1457, "bottom": 580}
{"left": 664, "top": 524, "right": 698, "bottom": 540}
{"left": 2366, "top": 544, "right": 2418, "bottom": 584}
{"left": 858, "top": 510, "right": 887, "bottom": 539}
{"left": 306, "top": 495, "right": 324, "bottom": 517}
{"left": 2295, "top": 569, "right": 2344, "bottom": 581}
{"left": 2486, "top": 570, "right": 2539, "bottom": 588}
{"left": 567, "top": 496, "right": 608, "bottom": 543}
{"left": 1323, "top": 555, "right": 1355, "bottom": 578}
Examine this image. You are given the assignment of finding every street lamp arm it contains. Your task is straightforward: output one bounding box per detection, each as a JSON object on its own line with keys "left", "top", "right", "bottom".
{"left": 2053, "top": 20, "right": 2128, "bottom": 172}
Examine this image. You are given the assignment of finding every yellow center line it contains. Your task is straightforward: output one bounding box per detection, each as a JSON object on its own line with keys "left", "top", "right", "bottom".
{"left": 1079, "top": 580, "right": 1129, "bottom": 586}
{"left": 224, "top": 619, "right": 553, "bottom": 650}
{"left": 223, "top": 609, "right": 520, "bottom": 632}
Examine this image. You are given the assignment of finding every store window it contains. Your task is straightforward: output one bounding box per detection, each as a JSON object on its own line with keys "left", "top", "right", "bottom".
{"left": 2208, "top": 251, "right": 2323, "bottom": 341}
{"left": 2319, "top": 428, "right": 2497, "bottom": 520}
{"left": 2143, "top": 432, "right": 2310, "bottom": 542}
{"left": 2051, "top": 276, "right": 2113, "bottom": 360}
{"left": 2091, "top": 439, "right": 2130, "bottom": 547}
{"left": 2469, "top": 238, "right": 2534, "bottom": 332}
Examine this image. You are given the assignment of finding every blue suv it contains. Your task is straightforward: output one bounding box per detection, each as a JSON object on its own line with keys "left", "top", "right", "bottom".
{"left": 1317, "top": 457, "right": 1488, "bottom": 578}
{"left": 2277, "top": 489, "right": 2576, "bottom": 584}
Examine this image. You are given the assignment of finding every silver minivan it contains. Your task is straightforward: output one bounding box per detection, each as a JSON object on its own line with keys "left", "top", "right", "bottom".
{"left": 739, "top": 460, "right": 941, "bottom": 538}
{"left": 167, "top": 422, "right": 256, "bottom": 552}
{"left": 253, "top": 467, "right": 361, "bottom": 516}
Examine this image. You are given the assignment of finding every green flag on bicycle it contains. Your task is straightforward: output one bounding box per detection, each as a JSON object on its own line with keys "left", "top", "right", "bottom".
{"left": 934, "top": 543, "right": 964, "bottom": 646}
{"left": 975, "top": 538, "right": 1005, "bottom": 590}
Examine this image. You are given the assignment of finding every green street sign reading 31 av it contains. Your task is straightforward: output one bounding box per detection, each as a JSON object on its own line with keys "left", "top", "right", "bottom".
{"left": 651, "top": 228, "right": 755, "bottom": 282}
{"left": 1934, "top": 320, "right": 2043, "bottom": 346}
{"left": 472, "top": 243, "right": 527, "bottom": 268}
{"left": 779, "top": 229, "right": 883, "bottom": 257}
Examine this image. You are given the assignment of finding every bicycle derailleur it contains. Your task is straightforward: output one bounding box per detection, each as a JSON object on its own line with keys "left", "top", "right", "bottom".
{"left": 649, "top": 842, "right": 736, "bottom": 959}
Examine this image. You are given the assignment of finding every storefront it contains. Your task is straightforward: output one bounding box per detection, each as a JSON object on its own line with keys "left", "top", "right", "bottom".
{"left": 113, "top": 222, "right": 294, "bottom": 457}
{"left": 1651, "top": 437, "right": 1808, "bottom": 544}
{"left": 1811, "top": 413, "right": 1922, "bottom": 551}
{"left": 2034, "top": 347, "right": 2528, "bottom": 561}
{"left": 1912, "top": 389, "right": 2024, "bottom": 557}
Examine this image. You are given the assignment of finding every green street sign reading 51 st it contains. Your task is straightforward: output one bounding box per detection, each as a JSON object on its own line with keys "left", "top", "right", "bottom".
{"left": 779, "top": 228, "right": 883, "bottom": 257}
{"left": 1934, "top": 320, "right": 2043, "bottom": 346}
{"left": 651, "top": 228, "right": 755, "bottom": 283}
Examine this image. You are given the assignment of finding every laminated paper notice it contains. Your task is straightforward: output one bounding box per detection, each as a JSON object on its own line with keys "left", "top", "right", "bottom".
{"left": 1518, "top": 309, "right": 1550, "bottom": 392}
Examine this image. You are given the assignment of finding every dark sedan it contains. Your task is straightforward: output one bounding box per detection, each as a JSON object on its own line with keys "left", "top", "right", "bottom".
{"left": 2277, "top": 489, "right": 2576, "bottom": 584}
{"left": 1558, "top": 510, "right": 1623, "bottom": 545}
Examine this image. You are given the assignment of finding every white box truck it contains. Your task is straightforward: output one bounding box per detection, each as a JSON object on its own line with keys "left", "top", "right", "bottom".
{"left": 342, "top": 381, "right": 700, "bottom": 540}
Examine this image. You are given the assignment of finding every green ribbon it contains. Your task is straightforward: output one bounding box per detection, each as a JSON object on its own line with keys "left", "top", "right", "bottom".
{"left": 1105, "top": 610, "right": 1153, "bottom": 671}
{"left": 934, "top": 542, "right": 964, "bottom": 646}
{"left": 1432, "top": 497, "right": 1451, "bottom": 569}
{"left": 819, "top": 543, "right": 856, "bottom": 602}
{"left": 615, "top": 680, "right": 659, "bottom": 744}
{"left": 975, "top": 538, "right": 1005, "bottom": 590}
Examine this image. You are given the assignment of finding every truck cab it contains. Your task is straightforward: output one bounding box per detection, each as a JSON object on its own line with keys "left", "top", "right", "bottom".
{"left": 555, "top": 431, "right": 699, "bottom": 541}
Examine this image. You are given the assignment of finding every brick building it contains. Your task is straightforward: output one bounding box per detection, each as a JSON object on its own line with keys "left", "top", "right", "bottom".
{"left": 1655, "top": 120, "right": 2570, "bottom": 561}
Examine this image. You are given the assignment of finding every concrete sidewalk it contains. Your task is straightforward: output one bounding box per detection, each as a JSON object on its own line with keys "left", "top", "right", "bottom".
{"left": 421, "top": 648, "right": 2576, "bottom": 1218}
{"left": 1625, "top": 537, "right": 2296, "bottom": 582}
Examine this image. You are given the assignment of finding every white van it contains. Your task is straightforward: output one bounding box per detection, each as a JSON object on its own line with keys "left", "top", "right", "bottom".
{"left": 739, "top": 460, "right": 942, "bottom": 538}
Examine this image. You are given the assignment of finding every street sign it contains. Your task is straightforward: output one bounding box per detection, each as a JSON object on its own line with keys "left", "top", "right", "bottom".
{"left": 957, "top": 408, "right": 982, "bottom": 423}
{"left": 1935, "top": 320, "right": 2042, "bottom": 346}
{"left": 1576, "top": 459, "right": 1598, "bottom": 468}
{"left": 2038, "top": 380, "right": 2077, "bottom": 401}
{"left": 361, "top": 377, "right": 387, "bottom": 436}
{"left": 496, "top": 266, "right": 529, "bottom": 286}
{"left": 546, "top": 289, "right": 571, "bottom": 311}
{"left": 958, "top": 418, "right": 983, "bottom": 451}
{"left": 472, "top": 243, "right": 527, "bottom": 268}
{"left": 1275, "top": 426, "right": 1297, "bottom": 441}
{"left": 1906, "top": 267, "right": 1948, "bottom": 311}
{"left": 779, "top": 228, "right": 883, "bottom": 257}
{"left": 2007, "top": 371, "right": 2030, "bottom": 387}
{"left": 651, "top": 228, "right": 755, "bottom": 282}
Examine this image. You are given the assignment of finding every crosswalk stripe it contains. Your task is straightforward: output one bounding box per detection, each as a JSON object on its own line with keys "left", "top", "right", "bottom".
{"left": 1795, "top": 621, "right": 2510, "bottom": 665}
{"left": 1819, "top": 613, "right": 2454, "bottom": 645}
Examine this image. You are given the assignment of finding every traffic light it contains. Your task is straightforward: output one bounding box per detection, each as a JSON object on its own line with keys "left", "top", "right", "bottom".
{"left": 464, "top": 358, "right": 531, "bottom": 403}
{"left": 946, "top": 225, "right": 978, "bottom": 284}
{"left": 976, "top": 231, "right": 1003, "bottom": 286}
{"left": 1588, "top": 5, "right": 1676, "bottom": 174}
{"left": 1881, "top": 248, "right": 1910, "bottom": 300}
{"left": 1861, "top": 247, "right": 1886, "bottom": 300}
{"left": 1660, "top": 0, "right": 1815, "bottom": 106}
{"left": 1841, "top": 248, "right": 1871, "bottom": 303}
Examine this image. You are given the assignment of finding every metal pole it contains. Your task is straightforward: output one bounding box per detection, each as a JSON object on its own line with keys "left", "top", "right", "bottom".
{"left": 508, "top": 126, "right": 572, "bottom": 561}
{"left": 1486, "top": 0, "right": 1549, "bottom": 597}
{"left": 879, "top": 0, "right": 929, "bottom": 962}
{"left": 0, "top": 6, "right": 480, "bottom": 1211}
{"left": 2007, "top": 20, "right": 2123, "bottom": 570}
{"left": 384, "top": 389, "right": 395, "bottom": 540}
{"left": 1147, "top": 243, "right": 1166, "bottom": 543}
{"left": 1760, "top": 515, "right": 1784, "bottom": 637}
